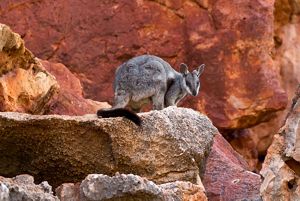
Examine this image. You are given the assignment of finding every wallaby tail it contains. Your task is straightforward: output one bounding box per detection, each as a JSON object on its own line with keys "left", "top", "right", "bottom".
{"left": 97, "top": 108, "right": 141, "bottom": 126}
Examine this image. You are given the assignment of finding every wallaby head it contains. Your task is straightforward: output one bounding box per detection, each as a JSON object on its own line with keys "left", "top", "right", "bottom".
{"left": 180, "top": 63, "right": 205, "bottom": 96}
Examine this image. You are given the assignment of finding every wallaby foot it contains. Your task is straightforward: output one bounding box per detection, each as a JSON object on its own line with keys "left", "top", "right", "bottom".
{"left": 113, "top": 93, "right": 130, "bottom": 109}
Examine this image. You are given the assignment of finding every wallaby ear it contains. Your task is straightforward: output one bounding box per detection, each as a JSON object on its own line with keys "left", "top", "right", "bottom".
{"left": 196, "top": 64, "right": 205, "bottom": 77}
{"left": 180, "top": 63, "right": 189, "bottom": 75}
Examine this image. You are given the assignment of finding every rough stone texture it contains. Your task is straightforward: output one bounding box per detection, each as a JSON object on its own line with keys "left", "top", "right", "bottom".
{"left": 227, "top": 113, "right": 286, "bottom": 172}
{"left": 81, "top": 174, "right": 163, "bottom": 201}
{"left": 226, "top": 0, "right": 300, "bottom": 172}
{"left": 0, "top": 0, "right": 287, "bottom": 129}
{"left": 0, "top": 106, "right": 217, "bottom": 188}
{"left": 274, "top": 0, "right": 300, "bottom": 105}
{"left": 0, "top": 174, "right": 58, "bottom": 201}
{"left": 56, "top": 183, "right": 81, "bottom": 201}
{"left": 0, "top": 23, "right": 59, "bottom": 114}
{"left": 41, "top": 60, "right": 110, "bottom": 115}
{"left": 160, "top": 180, "right": 207, "bottom": 201}
{"left": 56, "top": 173, "right": 207, "bottom": 201}
{"left": 203, "top": 133, "right": 262, "bottom": 201}
{"left": 260, "top": 85, "right": 300, "bottom": 201}
{"left": 0, "top": 23, "right": 28, "bottom": 74}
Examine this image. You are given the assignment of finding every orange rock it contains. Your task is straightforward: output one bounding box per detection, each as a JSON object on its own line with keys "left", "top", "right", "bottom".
{"left": 0, "top": 24, "right": 59, "bottom": 114}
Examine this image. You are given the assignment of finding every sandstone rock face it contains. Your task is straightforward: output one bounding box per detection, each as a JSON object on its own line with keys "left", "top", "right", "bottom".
{"left": 260, "top": 85, "right": 300, "bottom": 200}
{"left": 227, "top": 114, "right": 286, "bottom": 172}
{"left": 0, "top": 0, "right": 287, "bottom": 129}
{"left": 0, "top": 107, "right": 217, "bottom": 188}
{"left": 0, "top": 174, "right": 58, "bottom": 201}
{"left": 204, "top": 133, "right": 262, "bottom": 201}
{"left": 41, "top": 60, "right": 110, "bottom": 115}
{"left": 0, "top": 24, "right": 59, "bottom": 114}
{"left": 56, "top": 174, "right": 207, "bottom": 201}
{"left": 274, "top": 0, "right": 300, "bottom": 105}
{"left": 224, "top": 0, "right": 300, "bottom": 174}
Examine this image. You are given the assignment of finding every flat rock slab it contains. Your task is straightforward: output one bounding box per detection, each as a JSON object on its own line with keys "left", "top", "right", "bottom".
{"left": 0, "top": 106, "right": 217, "bottom": 188}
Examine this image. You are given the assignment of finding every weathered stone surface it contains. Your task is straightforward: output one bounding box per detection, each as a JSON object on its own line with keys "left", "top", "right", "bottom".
{"left": 160, "top": 180, "right": 207, "bottom": 201}
{"left": 0, "top": 174, "right": 58, "bottom": 201}
{"left": 203, "top": 133, "right": 262, "bottom": 201}
{"left": 56, "top": 183, "right": 81, "bottom": 201}
{"left": 274, "top": 22, "right": 300, "bottom": 105}
{"left": 0, "top": 0, "right": 287, "bottom": 129}
{"left": 0, "top": 23, "right": 27, "bottom": 74}
{"left": 226, "top": 0, "right": 300, "bottom": 173}
{"left": 56, "top": 173, "right": 207, "bottom": 201}
{"left": 0, "top": 106, "right": 217, "bottom": 188}
{"left": 81, "top": 174, "right": 163, "bottom": 201}
{"left": 260, "top": 85, "right": 300, "bottom": 201}
{"left": 0, "top": 24, "right": 59, "bottom": 114}
{"left": 227, "top": 113, "right": 286, "bottom": 172}
{"left": 41, "top": 60, "right": 110, "bottom": 115}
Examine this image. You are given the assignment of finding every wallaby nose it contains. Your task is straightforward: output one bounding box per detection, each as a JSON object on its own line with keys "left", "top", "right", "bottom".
{"left": 192, "top": 91, "right": 197, "bottom": 96}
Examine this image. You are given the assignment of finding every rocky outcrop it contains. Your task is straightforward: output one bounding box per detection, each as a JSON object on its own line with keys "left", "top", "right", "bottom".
{"left": 0, "top": 107, "right": 217, "bottom": 188}
{"left": 56, "top": 173, "right": 207, "bottom": 201}
{"left": 204, "top": 133, "right": 262, "bottom": 201}
{"left": 0, "top": 174, "right": 58, "bottom": 201}
{"left": 260, "top": 85, "right": 300, "bottom": 200}
{"left": 0, "top": 24, "right": 59, "bottom": 114}
{"left": 0, "top": 0, "right": 287, "bottom": 129}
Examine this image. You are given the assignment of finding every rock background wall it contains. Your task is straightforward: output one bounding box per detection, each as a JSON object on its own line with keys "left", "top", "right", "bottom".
{"left": 0, "top": 0, "right": 287, "bottom": 131}
{"left": 0, "top": 0, "right": 299, "bottom": 176}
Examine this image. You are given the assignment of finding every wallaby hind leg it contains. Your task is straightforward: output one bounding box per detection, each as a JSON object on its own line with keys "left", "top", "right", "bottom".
{"left": 112, "top": 93, "right": 130, "bottom": 109}
{"left": 152, "top": 92, "right": 165, "bottom": 110}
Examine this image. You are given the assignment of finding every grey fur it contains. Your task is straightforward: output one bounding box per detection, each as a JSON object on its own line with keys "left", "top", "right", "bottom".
{"left": 112, "top": 55, "right": 205, "bottom": 112}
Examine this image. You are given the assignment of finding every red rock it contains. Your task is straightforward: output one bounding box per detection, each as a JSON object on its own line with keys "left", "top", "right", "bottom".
{"left": 228, "top": 113, "right": 286, "bottom": 172}
{"left": 203, "top": 133, "right": 261, "bottom": 201}
{"left": 0, "top": 0, "right": 287, "bottom": 129}
{"left": 41, "top": 60, "right": 110, "bottom": 115}
{"left": 229, "top": 0, "right": 300, "bottom": 173}
{"left": 55, "top": 183, "right": 80, "bottom": 201}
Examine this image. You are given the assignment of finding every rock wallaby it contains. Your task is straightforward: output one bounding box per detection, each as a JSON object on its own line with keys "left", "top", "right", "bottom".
{"left": 97, "top": 55, "right": 205, "bottom": 126}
